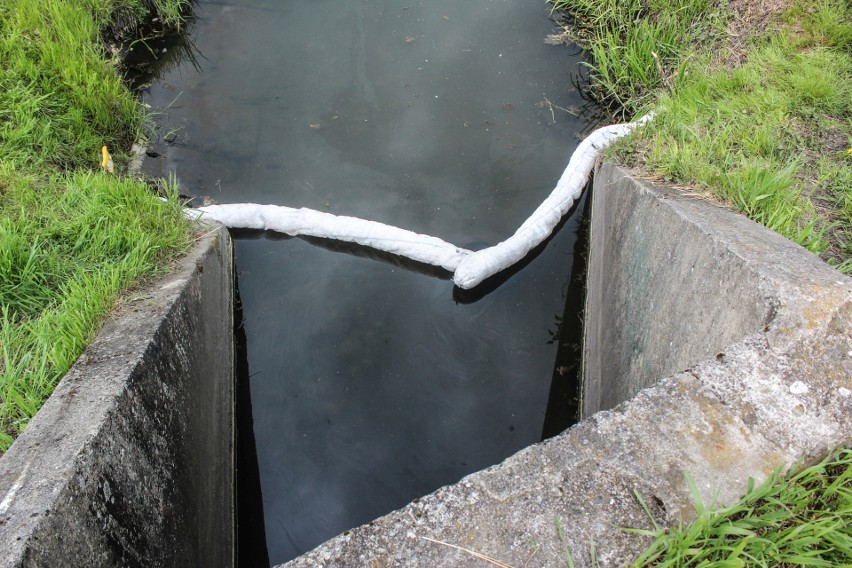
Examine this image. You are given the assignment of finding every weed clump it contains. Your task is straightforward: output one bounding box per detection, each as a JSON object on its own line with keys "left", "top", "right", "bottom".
{"left": 630, "top": 448, "right": 852, "bottom": 567}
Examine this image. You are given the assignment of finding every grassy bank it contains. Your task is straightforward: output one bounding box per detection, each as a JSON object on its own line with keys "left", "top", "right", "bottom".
{"left": 551, "top": 0, "right": 852, "bottom": 272}
{"left": 0, "top": 0, "right": 193, "bottom": 452}
{"left": 630, "top": 448, "right": 852, "bottom": 567}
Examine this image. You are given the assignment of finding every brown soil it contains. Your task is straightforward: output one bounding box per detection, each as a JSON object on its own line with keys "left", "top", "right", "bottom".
{"left": 723, "top": 0, "right": 794, "bottom": 66}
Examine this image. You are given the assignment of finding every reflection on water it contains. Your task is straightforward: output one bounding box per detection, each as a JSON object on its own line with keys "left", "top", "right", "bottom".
{"left": 116, "top": 8, "right": 202, "bottom": 92}
{"left": 142, "top": 0, "right": 594, "bottom": 564}
{"left": 234, "top": 197, "right": 587, "bottom": 565}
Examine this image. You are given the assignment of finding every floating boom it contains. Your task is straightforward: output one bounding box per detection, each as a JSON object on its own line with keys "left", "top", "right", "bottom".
{"left": 191, "top": 114, "right": 652, "bottom": 289}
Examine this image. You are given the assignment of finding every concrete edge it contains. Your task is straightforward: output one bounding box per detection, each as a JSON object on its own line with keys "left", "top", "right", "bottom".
{"left": 280, "top": 164, "right": 852, "bottom": 567}
{"left": 0, "top": 223, "right": 235, "bottom": 568}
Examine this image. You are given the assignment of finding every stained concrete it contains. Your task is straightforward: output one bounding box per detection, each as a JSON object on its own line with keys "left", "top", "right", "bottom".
{"left": 584, "top": 164, "right": 770, "bottom": 415}
{"left": 0, "top": 224, "right": 234, "bottom": 568}
{"left": 279, "top": 163, "right": 851, "bottom": 567}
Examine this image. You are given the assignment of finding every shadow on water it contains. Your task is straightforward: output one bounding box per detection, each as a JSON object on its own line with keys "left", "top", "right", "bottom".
{"left": 234, "top": 276, "right": 271, "bottom": 567}
{"left": 450, "top": 185, "right": 590, "bottom": 435}
{"left": 112, "top": 4, "right": 204, "bottom": 93}
{"left": 451, "top": 191, "right": 583, "bottom": 305}
{"left": 230, "top": 229, "right": 454, "bottom": 282}
{"left": 541, "top": 184, "right": 592, "bottom": 439}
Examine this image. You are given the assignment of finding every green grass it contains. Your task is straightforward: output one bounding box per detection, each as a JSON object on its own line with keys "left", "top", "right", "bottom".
{"left": 551, "top": 0, "right": 852, "bottom": 272}
{"left": 0, "top": 0, "right": 193, "bottom": 452}
{"left": 550, "top": 0, "right": 724, "bottom": 116}
{"left": 629, "top": 448, "right": 852, "bottom": 567}
{"left": 109, "top": 0, "right": 193, "bottom": 32}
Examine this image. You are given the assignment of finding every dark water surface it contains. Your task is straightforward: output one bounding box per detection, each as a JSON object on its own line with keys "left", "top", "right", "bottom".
{"left": 143, "top": 0, "right": 592, "bottom": 564}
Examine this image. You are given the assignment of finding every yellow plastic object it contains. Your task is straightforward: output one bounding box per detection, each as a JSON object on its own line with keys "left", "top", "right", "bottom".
{"left": 100, "top": 145, "right": 114, "bottom": 174}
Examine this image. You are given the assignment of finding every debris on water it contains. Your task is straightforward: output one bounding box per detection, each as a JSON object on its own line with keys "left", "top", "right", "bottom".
{"left": 544, "top": 26, "right": 573, "bottom": 46}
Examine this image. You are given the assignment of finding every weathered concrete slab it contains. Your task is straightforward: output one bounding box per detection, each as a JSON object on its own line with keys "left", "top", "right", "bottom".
{"left": 0, "top": 224, "right": 234, "bottom": 568}
{"left": 278, "top": 163, "right": 851, "bottom": 567}
{"left": 583, "top": 164, "right": 851, "bottom": 416}
{"left": 584, "top": 165, "right": 767, "bottom": 414}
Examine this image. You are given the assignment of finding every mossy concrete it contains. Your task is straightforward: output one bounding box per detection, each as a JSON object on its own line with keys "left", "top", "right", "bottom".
{"left": 0, "top": 224, "right": 234, "bottom": 568}
{"left": 278, "top": 163, "right": 851, "bottom": 567}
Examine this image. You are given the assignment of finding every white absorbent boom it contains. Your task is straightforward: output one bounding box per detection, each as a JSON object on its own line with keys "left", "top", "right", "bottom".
{"left": 191, "top": 115, "right": 651, "bottom": 289}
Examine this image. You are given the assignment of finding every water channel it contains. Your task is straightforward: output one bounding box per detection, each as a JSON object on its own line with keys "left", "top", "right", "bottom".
{"left": 140, "top": 0, "right": 596, "bottom": 564}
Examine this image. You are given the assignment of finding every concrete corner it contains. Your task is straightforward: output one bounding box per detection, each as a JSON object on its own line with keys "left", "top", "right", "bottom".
{"left": 0, "top": 223, "right": 234, "bottom": 568}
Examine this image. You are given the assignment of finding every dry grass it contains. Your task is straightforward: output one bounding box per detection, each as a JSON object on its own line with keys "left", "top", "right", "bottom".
{"left": 723, "top": 0, "right": 795, "bottom": 66}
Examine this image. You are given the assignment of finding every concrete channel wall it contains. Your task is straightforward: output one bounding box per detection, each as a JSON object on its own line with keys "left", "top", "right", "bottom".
{"left": 281, "top": 163, "right": 851, "bottom": 567}
{"left": 0, "top": 224, "right": 234, "bottom": 568}
{"left": 583, "top": 164, "right": 774, "bottom": 415}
